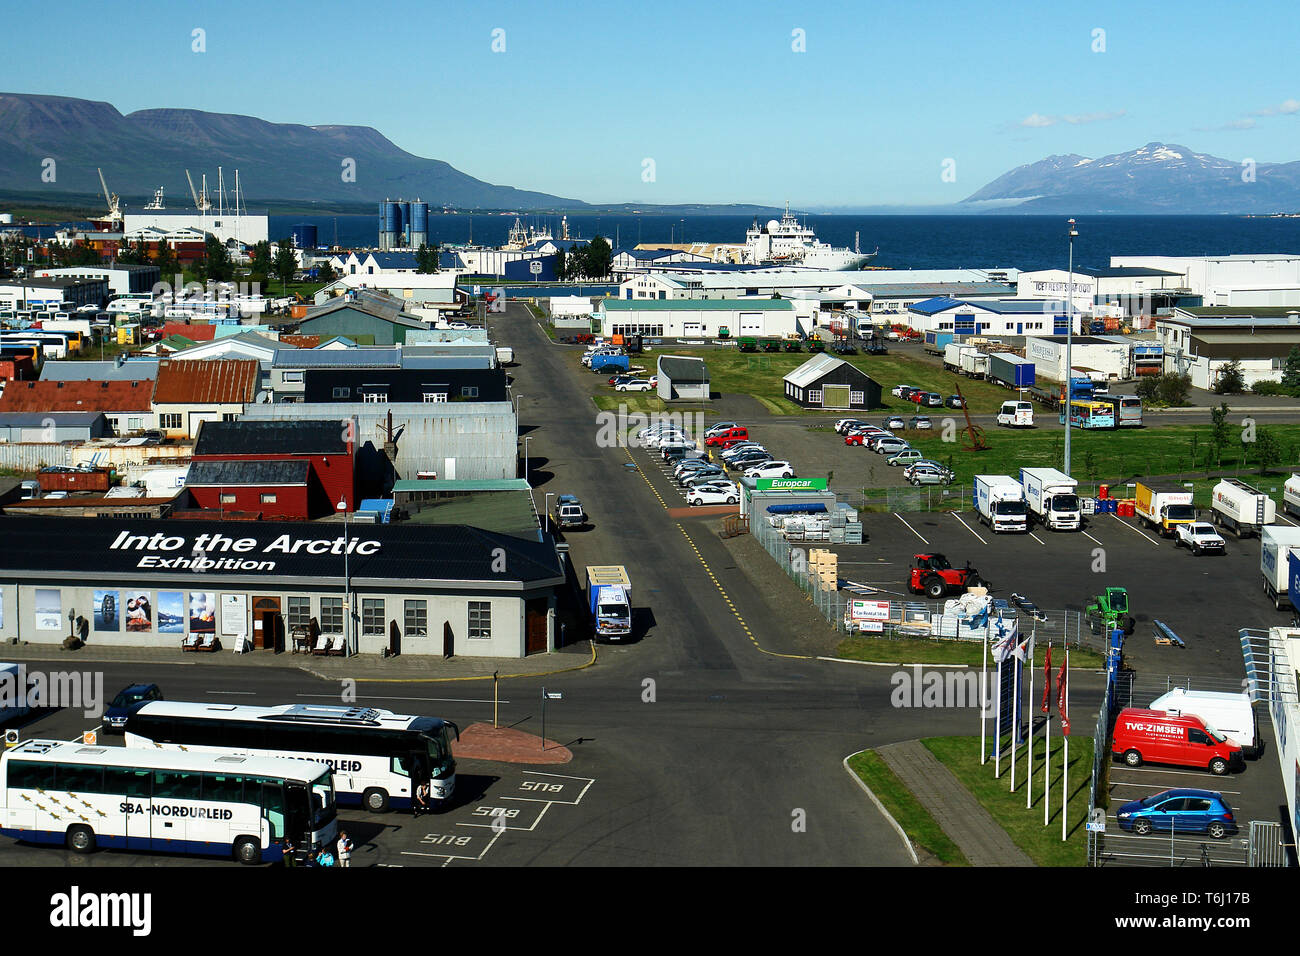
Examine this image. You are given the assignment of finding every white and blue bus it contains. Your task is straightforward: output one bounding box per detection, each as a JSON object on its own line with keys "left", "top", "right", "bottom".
{"left": 125, "top": 702, "right": 459, "bottom": 813}
{"left": 0, "top": 739, "right": 336, "bottom": 864}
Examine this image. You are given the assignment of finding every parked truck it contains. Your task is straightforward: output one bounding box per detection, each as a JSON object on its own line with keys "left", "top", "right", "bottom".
{"left": 1260, "top": 526, "right": 1300, "bottom": 610}
{"left": 942, "top": 342, "right": 972, "bottom": 372}
{"left": 924, "top": 331, "right": 955, "bottom": 356}
{"left": 1284, "top": 473, "right": 1300, "bottom": 519}
{"left": 1019, "top": 467, "right": 1082, "bottom": 531}
{"left": 973, "top": 475, "right": 1029, "bottom": 533}
{"left": 1134, "top": 481, "right": 1197, "bottom": 537}
{"left": 987, "top": 353, "right": 1035, "bottom": 390}
{"left": 1211, "top": 478, "right": 1277, "bottom": 537}
{"left": 586, "top": 565, "right": 632, "bottom": 640}
{"left": 959, "top": 349, "right": 988, "bottom": 379}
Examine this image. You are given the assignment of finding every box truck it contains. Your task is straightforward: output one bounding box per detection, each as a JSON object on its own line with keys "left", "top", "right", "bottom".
{"left": 973, "top": 475, "right": 1029, "bottom": 533}
{"left": 1148, "top": 687, "right": 1260, "bottom": 758}
{"left": 1020, "top": 467, "right": 1081, "bottom": 531}
{"left": 924, "top": 331, "right": 954, "bottom": 355}
{"left": 586, "top": 566, "right": 632, "bottom": 640}
{"left": 1285, "top": 473, "right": 1300, "bottom": 519}
{"left": 959, "top": 349, "right": 988, "bottom": 379}
{"left": 942, "top": 342, "right": 972, "bottom": 372}
{"left": 1260, "top": 526, "right": 1300, "bottom": 610}
{"left": 987, "top": 353, "right": 1035, "bottom": 389}
{"left": 1211, "top": 478, "right": 1276, "bottom": 537}
{"left": 1134, "top": 481, "right": 1196, "bottom": 537}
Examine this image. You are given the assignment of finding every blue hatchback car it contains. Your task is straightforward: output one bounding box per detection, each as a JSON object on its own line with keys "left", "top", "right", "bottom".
{"left": 102, "top": 683, "right": 163, "bottom": 733}
{"left": 1116, "top": 788, "right": 1237, "bottom": 839}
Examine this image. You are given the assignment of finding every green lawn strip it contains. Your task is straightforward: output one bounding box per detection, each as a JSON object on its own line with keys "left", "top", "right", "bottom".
{"left": 922, "top": 735, "right": 1091, "bottom": 866}
{"left": 846, "top": 751, "right": 969, "bottom": 865}
{"left": 834, "top": 636, "right": 1103, "bottom": 668}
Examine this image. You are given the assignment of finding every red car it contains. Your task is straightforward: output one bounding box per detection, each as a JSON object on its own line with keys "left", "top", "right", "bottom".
{"left": 705, "top": 426, "right": 748, "bottom": 447}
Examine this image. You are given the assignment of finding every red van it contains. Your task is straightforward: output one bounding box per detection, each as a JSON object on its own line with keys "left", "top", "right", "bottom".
{"left": 1112, "top": 708, "right": 1244, "bottom": 776}
{"left": 705, "top": 426, "right": 749, "bottom": 447}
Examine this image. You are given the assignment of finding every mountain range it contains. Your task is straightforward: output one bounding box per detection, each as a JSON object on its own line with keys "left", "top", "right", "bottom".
{"left": 2, "top": 93, "right": 1299, "bottom": 215}
{"left": 961, "top": 143, "right": 1300, "bottom": 213}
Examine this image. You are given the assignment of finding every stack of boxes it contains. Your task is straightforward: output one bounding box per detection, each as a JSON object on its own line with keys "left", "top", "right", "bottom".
{"left": 809, "top": 548, "right": 838, "bottom": 592}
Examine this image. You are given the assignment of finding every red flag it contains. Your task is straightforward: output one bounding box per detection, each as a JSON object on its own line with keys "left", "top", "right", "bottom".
{"left": 1041, "top": 644, "right": 1052, "bottom": 713}
{"left": 1057, "top": 656, "right": 1070, "bottom": 734}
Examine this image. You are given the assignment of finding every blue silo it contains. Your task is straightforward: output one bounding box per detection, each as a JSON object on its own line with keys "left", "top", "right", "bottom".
{"left": 410, "top": 201, "right": 429, "bottom": 247}
{"left": 291, "top": 223, "right": 319, "bottom": 249}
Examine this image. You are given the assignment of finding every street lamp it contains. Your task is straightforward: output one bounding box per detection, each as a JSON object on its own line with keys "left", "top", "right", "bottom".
{"left": 522, "top": 436, "right": 531, "bottom": 485}
{"left": 544, "top": 492, "right": 554, "bottom": 534}
{"left": 1065, "top": 218, "right": 1078, "bottom": 476}
{"left": 513, "top": 392, "right": 523, "bottom": 418}
{"left": 336, "top": 496, "right": 353, "bottom": 656}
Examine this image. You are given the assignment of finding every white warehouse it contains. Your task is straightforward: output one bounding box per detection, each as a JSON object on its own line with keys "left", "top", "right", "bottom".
{"left": 1109, "top": 255, "right": 1300, "bottom": 307}
{"left": 596, "top": 298, "right": 797, "bottom": 339}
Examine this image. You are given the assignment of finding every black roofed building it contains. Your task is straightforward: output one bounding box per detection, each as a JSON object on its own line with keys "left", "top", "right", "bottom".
{"left": 303, "top": 367, "right": 509, "bottom": 404}
{"left": 0, "top": 517, "right": 564, "bottom": 657}
{"left": 656, "top": 355, "right": 710, "bottom": 401}
{"left": 783, "top": 354, "right": 882, "bottom": 410}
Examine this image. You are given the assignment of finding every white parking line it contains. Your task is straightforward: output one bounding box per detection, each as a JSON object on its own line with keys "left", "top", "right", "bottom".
{"left": 1109, "top": 780, "right": 1242, "bottom": 795}
{"left": 950, "top": 513, "right": 988, "bottom": 545}
{"left": 1081, "top": 531, "right": 1105, "bottom": 546}
{"left": 894, "top": 513, "right": 929, "bottom": 544}
{"left": 1278, "top": 513, "right": 1298, "bottom": 528}
{"left": 1109, "top": 515, "right": 1162, "bottom": 546}
{"left": 1028, "top": 532, "right": 1046, "bottom": 545}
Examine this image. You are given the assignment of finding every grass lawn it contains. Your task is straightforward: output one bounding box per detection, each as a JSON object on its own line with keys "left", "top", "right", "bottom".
{"left": 923, "top": 735, "right": 1091, "bottom": 866}
{"left": 891, "top": 423, "right": 1300, "bottom": 493}
{"left": 835, "top": 636, "right": 1104, "bottom": 668}
{"left": 846, "top": 751, "right": 969, "bottom": 865}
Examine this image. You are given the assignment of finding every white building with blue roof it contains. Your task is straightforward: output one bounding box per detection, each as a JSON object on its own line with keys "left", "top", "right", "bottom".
{"left": 906, "top": 297, "right": 1069, "bottom": 336}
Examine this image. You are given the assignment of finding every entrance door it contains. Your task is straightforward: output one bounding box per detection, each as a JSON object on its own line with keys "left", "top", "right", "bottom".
{"left": 822, "top": 384, "right": 851, "bottom": 409}
{"left": 525, "top": 598, "right": 548, "bottom": 655}
{"left": 683, "top": 322, "right": 703, "bottom": 337}
{"left": 443, "top": 621, "right": 454, "bottom": 659}
{"left": 252, "top": 597, "right": 282, "bottom": 651}
{"left": 389, "top": 620, "right": 401, "bottom": 657}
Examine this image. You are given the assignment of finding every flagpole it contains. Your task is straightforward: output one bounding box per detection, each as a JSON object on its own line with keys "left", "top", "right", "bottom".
{"left": 1044, "top": 643, "right": 1051, "bottom": 826}
{"left": 1026, "top": 632, "right": 1034, "bottom": 805}
{"left": 980, "top": 622, "right": 988, "bottom": 765}
{"left": 1010, "top": 640, "right": 1020, "bottom": 792}
{"left": 1062, "top": 647, "right": 1070, "bottom": 842}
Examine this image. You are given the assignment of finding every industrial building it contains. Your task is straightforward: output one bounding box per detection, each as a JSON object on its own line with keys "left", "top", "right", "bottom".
{"left": 0, "top": 277, "right": 110, "bottom": 311}
{"left": 0, "top": 379, "right": 154, "bottom": 435}
{"left": 783, "top": 355, "right": 882, "bottom": 411}
{"left": 597, "top": 298, "right": 798, "bottom": 339}
{"left": 1016, "top": 266, "right": 1190, "bottom": 321}
{"left": 0, "top": 412, "right": 110, "bottom": 444}
{"left": 378, "top": 199, "right": 430, "bottom": 251}
{"left": 1155, "top": 306, "right": 1300, "bottom": 390}
{"left": 1110, "top": 254, "right": 1300, "bottom": 307}
{"left": 0, "top": 516, "right": 564, "bottom": 658}
{"left": 618, "top": 267, "right": 1020, "bottom": 303}
{"left": 1022, "top": 335, "right": 1132, "bottom": 383}
{"left": 297, "top": 292, "right": 431, "bottom": 345}
{"left": 656, "top": 356, "right": 710, "bottom": 402}
{"left": 31, "top": 264, "right": 161, "bottom": 298}
{"left": 907, "top": 297, "right": 1068, "bottom": 336}
{"left": 302, "top": 367, "right": 509, "bottom": 404}
{"left": 152, "top": 359, "right": 260, "bottom": 439}
{"left": 241, "top": 401, "right": 518, "bottom": 489}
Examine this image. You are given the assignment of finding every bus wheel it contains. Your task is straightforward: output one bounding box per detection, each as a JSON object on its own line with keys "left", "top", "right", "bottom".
{"left": 234, "top": 837, "right": 261, "bottom": 865}
{"left": 66, "top": 825, "right": 95, "bottom": 854}
{"left": 363, "top": 788, "right": 390, "bottom": 813}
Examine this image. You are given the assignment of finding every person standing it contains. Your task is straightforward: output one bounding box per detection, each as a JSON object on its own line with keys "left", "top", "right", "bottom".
{"left": 337, "top": 831, "right": 353, "bottom": 868}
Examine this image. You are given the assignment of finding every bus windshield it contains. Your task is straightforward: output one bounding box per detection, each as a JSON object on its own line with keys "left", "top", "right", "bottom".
{"left": 424, "top": 727, "right": 456, "bottom": 770}
{"left": 311, "top": 770, "right": 337, "bottom": 828}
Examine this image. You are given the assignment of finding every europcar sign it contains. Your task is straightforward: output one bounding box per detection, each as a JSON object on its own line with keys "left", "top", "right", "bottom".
{"left": 755, "top": 478, "right": 827, "bottom": 491}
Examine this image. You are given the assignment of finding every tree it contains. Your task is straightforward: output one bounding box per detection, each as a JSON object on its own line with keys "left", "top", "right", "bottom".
{"left": 1209, "top": 401, "right": 1232, "bottom": 467}
{"left": 554, "top": 246, "right": 567, "bottom": 281}
{"left": 316, "top": 260, "right": 335, "bottom": 283}
{"left": 1251, "top": 426, "right": 1283, "bottom": 475}
{"left": 155, "top": 241, "right": 179, "bottom": 280}
{"left": 1213, "top": 359, "right": 1245, "bottom": 394}
{"left": 585, "top": 236, "right": 612, "bottom": 279}
{"left": 272, "top": 241, "right": 297, "bottom": 288}
{"left": 204, "top": 236, "right": 232, "bottom": 282}
{"left": 250, "top": 240, "right": 273, "bottom": 277}
{"left": 415, "top": 243, "right": 439, "bottom": 274}
{"left": 1156, "top": 372, "right": 1191, "bottom": 407}
{"left": 1281, "top": 345, "right": 1300, "bottom": 393}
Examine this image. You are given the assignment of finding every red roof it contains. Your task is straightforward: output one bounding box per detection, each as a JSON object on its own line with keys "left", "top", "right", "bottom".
{"left": 161, "top": 322, "right": 217, "bottom": 342}
{"left": 153, "top": 359, "right": 259, "bottom": 405}
{"left": 0, "top": 379, "right": 153, "bottom": 413}
{"left": 279, "top": 334, "right": 321, "bottom": 349}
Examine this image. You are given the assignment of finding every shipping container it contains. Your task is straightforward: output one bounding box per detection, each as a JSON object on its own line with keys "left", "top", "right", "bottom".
{"left": 36, "top": 466, "right": 111, "bottom": 492}
{"left": 988, "top": 353, "right": 1035, "bottom": 389}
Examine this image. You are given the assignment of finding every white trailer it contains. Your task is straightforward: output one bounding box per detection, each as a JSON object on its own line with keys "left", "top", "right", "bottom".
{"left": 1284, "top": 473, "right": 1300, "bottom": 519}
{"left": 973, "top": 475, "right": 1028, "bottom": 533}
{"left": 1212, "top": 478, "right": 1277, "bottom": 537}
{"left": 943, "top": 342, "right": 972, "bottom": 372}
{"left": 142, "top": 466, "right": 190, "bottom": 498}
{"left": 960, "top": 349, "right": 988, "bottom": 379}
{"left": 1020, "top": 467, "right": 1081, "bottom": 531}
{"left": 1261, "top": 526, "right": 1300, "bottom": 610}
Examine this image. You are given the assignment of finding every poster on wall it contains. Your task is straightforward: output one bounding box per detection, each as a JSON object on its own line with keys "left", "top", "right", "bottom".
{"left": 220, "top": 594, "right": 247, "bottom": 636}
{"left": 158, "top": 592, "right": 184, "bottom": 634}
{"left": 93, "top": 590, "right": 120, "bottom": 631}
{"left": 189, "top": 592, "right": 216, "bottom": 634}
{"left": 35, "top": 589, "right": 62, "bottom": 630}
{"left": 125, "top": 592, "right": 153, "bottom": 633}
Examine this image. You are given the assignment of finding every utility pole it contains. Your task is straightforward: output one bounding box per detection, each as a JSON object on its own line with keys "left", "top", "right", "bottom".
{"left": 1065, "top": 218, "right": 1078, "bottom": 476}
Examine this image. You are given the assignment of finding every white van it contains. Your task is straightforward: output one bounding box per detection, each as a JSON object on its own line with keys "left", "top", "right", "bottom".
{"left": 996, "top": 401, "right": 1034, "bottom": 428}
{"left": 1148, "top": 687, "right": 1260, "bottom": 757}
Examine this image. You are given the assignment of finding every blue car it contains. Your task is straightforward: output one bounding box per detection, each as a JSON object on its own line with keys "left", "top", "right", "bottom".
{"left": 102, "top": 682, "right": 163, "bottom": 733}
{"left": 1116, "top": 788, "right": 1237, "bottom": 839}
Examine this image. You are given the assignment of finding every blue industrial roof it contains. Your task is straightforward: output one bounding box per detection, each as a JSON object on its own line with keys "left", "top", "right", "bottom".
{"left": 369, "top": 252, "right": 419, "bottom": 269}
{"left": 908, "top": 296, "right": 967, "bottom": 315}
{"left": 1074, "top": 266, "right": 1184, "bottom": 278}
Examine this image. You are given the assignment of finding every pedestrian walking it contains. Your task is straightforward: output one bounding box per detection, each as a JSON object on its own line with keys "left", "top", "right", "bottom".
{"left": 337, "top": 831, "right": 353, "bottom": 867}
{"left": 414, "top": 780, "right": 432, "bottom": 817}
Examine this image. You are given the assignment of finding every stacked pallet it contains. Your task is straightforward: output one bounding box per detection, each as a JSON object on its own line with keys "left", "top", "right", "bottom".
{"left": 809, "top": 548, "right": 838, "bottom": 591}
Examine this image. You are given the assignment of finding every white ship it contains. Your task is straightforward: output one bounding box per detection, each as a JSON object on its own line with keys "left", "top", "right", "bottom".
{"left": 742, "top": 203, "right": 875, "bottom": 270}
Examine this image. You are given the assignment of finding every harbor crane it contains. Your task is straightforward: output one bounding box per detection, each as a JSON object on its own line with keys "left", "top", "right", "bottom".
{"left": 97, "top": 168, "right": 122, "bottom": 226}
{"left": 185, "top": 169, "right": 212, "bottom": 212}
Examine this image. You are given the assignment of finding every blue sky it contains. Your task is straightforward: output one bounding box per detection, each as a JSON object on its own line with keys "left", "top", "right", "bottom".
{"left": 4, "top": 0, "right": 1298, "bottom": 207}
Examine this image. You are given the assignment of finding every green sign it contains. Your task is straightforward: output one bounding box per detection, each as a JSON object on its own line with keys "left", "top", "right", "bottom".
{"left": 755, "top": 478, "right": 828, "bottom": 491}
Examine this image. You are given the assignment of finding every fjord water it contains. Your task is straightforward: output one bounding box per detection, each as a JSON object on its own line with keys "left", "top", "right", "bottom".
{"left": 271, "top": 214, "right": 1300, "bottom": 272}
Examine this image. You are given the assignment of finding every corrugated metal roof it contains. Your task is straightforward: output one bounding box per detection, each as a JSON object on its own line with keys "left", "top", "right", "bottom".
{"left": 161, "top": 322, "right": 216, "bottom": 341}
{"left": 272, "top": 348, "right": 402, "bottom": 369}
{"left": 392, "top": 479, "right": 532, "bottom": 493}
{"left": 193, "top": 419, "right": 351, "bottom": 456}
{"left": 404, "top": 490, "right": 539, "bottom": 539}
{"left": 0, "top": 411, "right": 106, "bottom": 426}
{"left": 153, "top": 359, "right": 259, "bottom": 405}
{"left": 908, "top": 296, "right": 968, "bottom": 315}
{"left": 187, "top": 459, "right": 310, "bottom": 486}
{"left": 657, "top": 355, "right": 710, "bottom": 383}
{"left": 784, "top": 354, "right": 844, "bottom": 388}
{"left": 41, "top": 359, "right": 159, "bottom": 382}
{"left": 0, "top": 379, "right": 153, "bottom": 413}
{"left": 601, "top": 298, "right": 794, "bottom": 312}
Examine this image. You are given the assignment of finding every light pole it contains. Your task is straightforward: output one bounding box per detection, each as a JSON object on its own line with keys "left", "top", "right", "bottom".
{"left": 544, "top": 492, "right": 554, "bottom": 534}
{"left": 1065, "top": 218, "right": 1078, "bottom": 476}
{"left": 522, "top": 436, "right": 531, "bottom": 485}
{"left": 336, "top": 496, "right": 353, "bottom": 656}
{"left": 513, "top": 392, "right": 522, "bottom": 418}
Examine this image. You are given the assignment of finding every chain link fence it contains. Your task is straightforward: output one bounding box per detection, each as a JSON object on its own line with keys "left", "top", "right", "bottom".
{"left": 856, "top": 486, "right": 969, "bottom": 514}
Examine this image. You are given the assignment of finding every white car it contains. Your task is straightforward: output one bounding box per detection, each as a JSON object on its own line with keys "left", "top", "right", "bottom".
{"left": 892, "top": 384, "right": 917, "bottom": 399}
{"left": 643, "top": 430, "right": 692, "bottom": 448}
{"left": 721, "top": 442, "right": 765, "bottom": 460}
{"left": 1174, "top": 522, "right": 1226, "bottom": 555}
{"left": 688, "top": 484, "right": 740, "bottom": 506}
{"left": 616, "top": 379, "right": 655, "bottom": 392}
{"left": 888, "top": 448, "right": 924, "bottom": 466}
{"left": 873, "top": 438, "right": 910, "bottom": 456}
{"left": 743, "top": 460, "right": 795, "bottom": 479}
{"left": 704, "top": 421, "right": 740, "bottom": 438}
